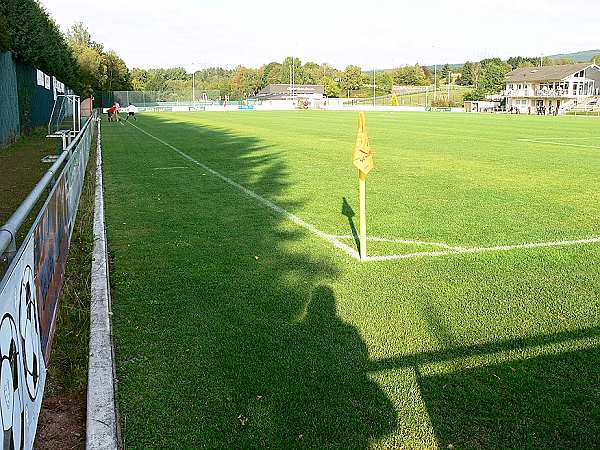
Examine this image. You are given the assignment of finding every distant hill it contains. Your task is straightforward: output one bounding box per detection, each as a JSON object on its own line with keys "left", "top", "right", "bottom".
{"left": 548, "top": 49, "right": 600, "bottom": 62}
{"left": 370, "top": 49, "right": 600, "bottom": 75}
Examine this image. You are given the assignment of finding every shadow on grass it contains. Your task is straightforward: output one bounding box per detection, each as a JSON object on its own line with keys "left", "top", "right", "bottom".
{"left": 415, "top": 346, "right": 600, "bottom": 449}
{"left": 103, "top": 114, "right": 397, "bottom": 448}
{"left": 341, "top": 196, "right": 360, "bottom": 252}
{"left": 371, "top": 302, "right": 600, "bottom": 449}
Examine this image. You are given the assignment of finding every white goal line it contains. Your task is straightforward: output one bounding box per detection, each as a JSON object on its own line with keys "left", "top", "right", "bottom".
{"left": 124, "top": 121, "right": 600, "bottom": 262}
{"left": 518, "top": 138, "right": 600, "bottom": 150}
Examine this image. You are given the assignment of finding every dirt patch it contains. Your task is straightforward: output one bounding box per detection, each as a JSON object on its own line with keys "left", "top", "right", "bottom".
{"left": 35, "top": 390, "right": 86, "bottom": 450}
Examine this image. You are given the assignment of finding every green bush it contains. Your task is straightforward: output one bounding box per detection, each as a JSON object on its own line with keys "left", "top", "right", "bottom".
{"left": 463, "top": 89, "right": 488, "bottom": 101}
{"left": 390, "top": 94, "right": 399, "bottom": 106}
{"left": 0, "top": 16, "right": 11, "bottom": 52}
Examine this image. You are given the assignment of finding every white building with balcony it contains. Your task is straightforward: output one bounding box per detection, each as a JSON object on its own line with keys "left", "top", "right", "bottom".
{"left": 504, "top": 63, "right": 600, "bottom": 113}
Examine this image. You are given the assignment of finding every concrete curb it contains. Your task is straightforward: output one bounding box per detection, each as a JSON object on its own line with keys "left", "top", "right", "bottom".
{"left": 86, "top": 119, "right": 120, "bottom": 449}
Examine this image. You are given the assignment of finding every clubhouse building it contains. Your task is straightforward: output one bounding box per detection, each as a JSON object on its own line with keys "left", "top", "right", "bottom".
{"left": 504, "top": 63, "right": 600, "bottom": 113}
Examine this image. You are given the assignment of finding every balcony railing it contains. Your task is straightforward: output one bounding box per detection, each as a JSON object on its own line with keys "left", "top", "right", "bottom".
{"left": 503, "top": 89, "right": 582, "bottom": 98}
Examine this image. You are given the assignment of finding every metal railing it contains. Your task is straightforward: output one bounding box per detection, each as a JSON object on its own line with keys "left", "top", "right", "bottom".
{"left": 0, "top": 113, "right": 96, "bottom": 267}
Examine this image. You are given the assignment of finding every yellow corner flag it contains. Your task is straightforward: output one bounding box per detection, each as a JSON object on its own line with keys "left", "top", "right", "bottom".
{"left": 352, "top": 112, "right": 374, "bottom": 175}
{"left": 352, "top": 112, "right": 373, "bottom": 260}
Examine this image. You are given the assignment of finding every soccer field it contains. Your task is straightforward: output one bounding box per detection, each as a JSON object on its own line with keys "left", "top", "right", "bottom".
{"left": 102, "top": 111, "right": 600, "bottom": 448}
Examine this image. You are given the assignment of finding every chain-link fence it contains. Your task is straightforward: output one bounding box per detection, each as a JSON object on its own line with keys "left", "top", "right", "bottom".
{"left": 102, "top": 90, "right": 222, "bottom": 108}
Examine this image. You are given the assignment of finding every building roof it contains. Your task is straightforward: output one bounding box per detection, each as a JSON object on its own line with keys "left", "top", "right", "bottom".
{"left": 505, "top": 63, "right": 594, "bottom": 82}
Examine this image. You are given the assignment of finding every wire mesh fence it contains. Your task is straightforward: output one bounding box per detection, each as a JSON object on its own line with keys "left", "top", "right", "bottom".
{"left": 105, "top": 90, "right": 222, "bottom": 108}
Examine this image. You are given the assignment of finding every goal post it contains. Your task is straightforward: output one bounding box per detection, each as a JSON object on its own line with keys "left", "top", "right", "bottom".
{"left": 48, "top": 94, "right": 81, "bottom": 138}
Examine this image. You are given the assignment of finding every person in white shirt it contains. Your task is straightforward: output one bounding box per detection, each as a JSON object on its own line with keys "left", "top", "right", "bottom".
{"left": 126, "top": 103, "right": 138, "bottom": 121}
{"left": 114, "top": 101, "right": 121, "bottom": 122}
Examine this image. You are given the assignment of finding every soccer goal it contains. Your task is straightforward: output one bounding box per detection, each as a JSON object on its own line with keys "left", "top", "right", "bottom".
{"left": 48, "top": 94, "right": 81, "bottom": 148}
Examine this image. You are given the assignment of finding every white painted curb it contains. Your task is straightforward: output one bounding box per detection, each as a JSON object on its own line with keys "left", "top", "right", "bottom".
{"left": 86, "top": 119, "right": 120, "bottom": 449}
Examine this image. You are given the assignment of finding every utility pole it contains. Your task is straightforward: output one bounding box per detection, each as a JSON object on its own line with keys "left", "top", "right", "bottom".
{"left": 434, "top": 64, "right": 437, "bottom": 103}
{"left": 373, "top": 68, "right": 376, "bottom": 107}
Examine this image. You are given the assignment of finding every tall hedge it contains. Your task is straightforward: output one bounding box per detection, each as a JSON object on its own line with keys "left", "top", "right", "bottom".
{"left": 0, "top": 0, "right": 80, "bottom": 91}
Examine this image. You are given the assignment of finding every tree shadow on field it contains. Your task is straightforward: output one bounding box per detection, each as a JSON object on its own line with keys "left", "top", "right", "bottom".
{"left": 104, "top": 114, "right": 397, "bottom": 448}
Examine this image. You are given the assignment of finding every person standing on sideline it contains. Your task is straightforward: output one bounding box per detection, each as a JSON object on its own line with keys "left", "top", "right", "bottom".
{"left": 126, "top": 103, "right": 138, "bottom": 121}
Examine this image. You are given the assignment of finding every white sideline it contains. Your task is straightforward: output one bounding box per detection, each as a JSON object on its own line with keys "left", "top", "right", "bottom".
{"left": 152, "top": 166, "right": 189, "bottom": 170}
{"left": 126, "top": 122, "right": 600, "bottom": 263}
{"left": 126, "top": 121, "right": 360, "bottom": 260}
{"left": 363, "top": 236, "right": 600, "bottom": 262}
{"left": 518, "top": 138, "right": 600, "bottom": 150}
{"left": 87, "top": 120, "right": 120, "bottom": 449}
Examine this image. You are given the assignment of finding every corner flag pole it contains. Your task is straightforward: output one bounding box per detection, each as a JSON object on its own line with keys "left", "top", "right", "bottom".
{"left": 352, "top": 112, "right": 374, "bottom": 261}
{"left": 359, "top": 170, "right": 367, "bottom": 258}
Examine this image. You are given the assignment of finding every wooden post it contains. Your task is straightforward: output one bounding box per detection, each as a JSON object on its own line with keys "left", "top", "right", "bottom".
{"left": 359, "top": 170, "right": 367, "bottom": 260}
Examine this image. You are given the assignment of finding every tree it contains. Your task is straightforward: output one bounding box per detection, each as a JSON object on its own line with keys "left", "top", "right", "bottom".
{"left": 1, "top": 0, "right": 80, "bottom": 90}
{"left": 592, "top": 54, "right": 600, "bottom": 65}
{"left": 341, "top": 65, "right": 364, "bottom": 95}
{"left": 458, "top": 61, "right": 475, "bottom": 85}
{"left": 553, "top": 57, "right": 573, "bottom": 65}
{"left": 318, "top": 63, "right": 340, "bottom": 81}
{"left": 70, "top": 42, "right": 104, "bottom": 96}
{"left": 375, "top": 72, "right": 393, "bottom": 93}
{"left": 101, "top": 50, "right": 130, "bottom": 91}
{"left": 302, "top": 61, "right": 321, "bottom": 84}
{"left": 66, "top": 23, "right": 131, "bottom": 96}
{"left": 0, "top": 15, "right": 11, "bottom": 51}
{"left": 479, "top": 60, "right": 510, "bottom": 93}
{"left": 392, "top": 64, "right": 429, "bottom": 86}
{"left": 130, "top": 68, "right": 148, "bottom": 91}
{"left": 230, "top": 65, "right": 261, "bottom": 99}
{"left": 281, "top": 56, "right": 304, "bottom": 84}
{"left": 463, "top": 88, "right": 487, "bottom": 101}
{"left": 66, "top": 21, "right": 90, "bottom": 46}
{"left": 439, "top": 64, "right": 451, "bottom": 83}
{"left": 321, "top": 76, "right": 341, "bottom": 97}
{"left": 260, "top": 62, "right": 282, "bottom": 88}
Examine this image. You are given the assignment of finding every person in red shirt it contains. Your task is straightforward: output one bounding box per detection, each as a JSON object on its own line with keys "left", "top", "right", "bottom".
{"left": 107, "top": 104, "right": 117, "bottom": 122}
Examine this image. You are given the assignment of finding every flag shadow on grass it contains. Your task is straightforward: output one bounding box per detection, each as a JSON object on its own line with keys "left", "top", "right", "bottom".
{"left": 104, "top": 114, "right": 397, "bottom": 448}
{"left": 341, "top": 197, "right": 361, "bottom": 253}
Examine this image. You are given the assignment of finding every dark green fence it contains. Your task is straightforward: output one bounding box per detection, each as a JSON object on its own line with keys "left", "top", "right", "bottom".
{"left": 0, "top": 51, "right": 72, "bottom": 148}
{"left": 0, "top": 52, "right": 20, "bottom": 147}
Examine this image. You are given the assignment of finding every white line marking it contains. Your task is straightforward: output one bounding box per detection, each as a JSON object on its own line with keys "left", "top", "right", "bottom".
{"left": 520, "top": 137, "right": 600, "bottom": 141}
{"left": 333, "top": 235, "right": 465, "bottom": 251}
{"left": 364, "top": 236, "right": 600, "bottom": 262}
{"left": 518, "top": 138, "right": 600, "bottom": 149}
{"left": 126, "top": 121, "right": 360, "bottom": 260}
{"left": 123, "top": 122, "right": 600, "bottom": 263}
{"left": 152, "top": 166, "right": 189, "bottom": 170}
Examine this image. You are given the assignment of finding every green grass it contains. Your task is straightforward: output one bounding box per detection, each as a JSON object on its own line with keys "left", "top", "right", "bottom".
{"left": 102, "top": 111, "right": 600, "bottom": 448}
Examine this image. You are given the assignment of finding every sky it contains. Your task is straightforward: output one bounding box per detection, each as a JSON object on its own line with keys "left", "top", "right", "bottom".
{"left": 40, "top": 0, "right": 599, "bottom": 71}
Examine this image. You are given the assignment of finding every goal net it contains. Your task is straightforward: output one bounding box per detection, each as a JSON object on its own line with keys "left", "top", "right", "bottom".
{"left": 48, "top": 94, "right": 81, "bottom": 137}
